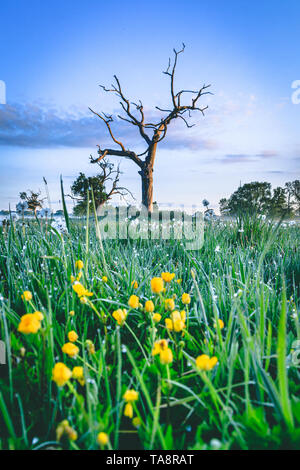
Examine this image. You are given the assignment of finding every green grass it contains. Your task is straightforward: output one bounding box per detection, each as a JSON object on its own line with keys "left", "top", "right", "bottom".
{"left": 0, "top": 215, "right": 299, "bottom": 450}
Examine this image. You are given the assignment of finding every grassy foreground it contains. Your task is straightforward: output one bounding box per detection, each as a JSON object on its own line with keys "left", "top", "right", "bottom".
{"left": 0, "top": 216, "right": 299, "bottom": 450}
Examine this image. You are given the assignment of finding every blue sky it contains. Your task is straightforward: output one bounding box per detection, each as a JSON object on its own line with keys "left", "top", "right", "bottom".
{"left": 0, "top": 0, "right": 299, "bottom": 212}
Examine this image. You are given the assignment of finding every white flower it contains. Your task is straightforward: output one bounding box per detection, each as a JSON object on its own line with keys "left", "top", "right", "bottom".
{"left": 215, "top": 245, "right": 220, "bottom": 253}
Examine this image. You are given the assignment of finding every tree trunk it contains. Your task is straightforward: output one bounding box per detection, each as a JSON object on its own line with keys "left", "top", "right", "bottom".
{"left": 140, "top": 166, "right": 154, "bottom": 212}
{"left": 139, "top": 143, "right": 158, "bottom": 212}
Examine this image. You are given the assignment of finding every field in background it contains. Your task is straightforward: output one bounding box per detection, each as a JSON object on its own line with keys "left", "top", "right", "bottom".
{"left": 0, "top": 216, "right": 299, "bottom": 450}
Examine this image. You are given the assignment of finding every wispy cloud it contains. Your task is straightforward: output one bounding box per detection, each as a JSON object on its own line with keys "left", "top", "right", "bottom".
{"left": 0, "top": 102, "right": 218, "bottom": 152}
{"left": 220, "top": 150, "right": 279, "bottom": 164}
{"left": 221, "top": 154, "right": 253, "bottom": 164}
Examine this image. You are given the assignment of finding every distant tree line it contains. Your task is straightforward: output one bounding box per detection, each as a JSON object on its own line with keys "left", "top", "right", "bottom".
{"left": 219, "top": 180, "right": 300, "bottom": 217}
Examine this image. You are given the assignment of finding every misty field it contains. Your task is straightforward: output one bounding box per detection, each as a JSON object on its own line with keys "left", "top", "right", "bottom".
{"left": 0, "top": 215, "right": 299, "bottom": 450}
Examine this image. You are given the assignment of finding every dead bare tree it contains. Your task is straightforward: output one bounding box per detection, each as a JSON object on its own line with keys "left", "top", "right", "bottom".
{"left": 89, "top": 44, "right": 211, "bottom": 212}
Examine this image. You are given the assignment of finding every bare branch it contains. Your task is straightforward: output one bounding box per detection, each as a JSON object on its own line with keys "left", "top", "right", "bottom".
{"left": 89, "top": 108, "right": 126, "bottom": 151}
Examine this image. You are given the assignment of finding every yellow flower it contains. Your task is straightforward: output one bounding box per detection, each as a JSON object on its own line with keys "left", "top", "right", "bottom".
{"left": 72, "top": 282, "right": 93, "bottom": 298}
{"left": 69, "top": 310, "right": 75, "bottom": 317}
{"left": 56, "top": 420, "right": 68, "bottom": 441}
{"left": 165, "top": 312, "right": 185, "bottom": 332}
{"left": 165, "top": 318, "right": 173, "bottom": 330}
{"left": 152, "top": 339, "right": 173, "bottom": 364}
{"left": 21, "top": 290, "right": 32, "bottom": 301}
{"left": 68, "top": 330, "right": 78, "bottom": 342}
{"left": 18, "top": 313, "right": 42, "bottom": 334}
{"left": 214, "top": 319, "right": 224, "bottom": 330}
{"left": 72, "top": 366, "right": 85, "bottom": 385}
{"left": 128, "top": 295, "right": 139, "bottom": 309}
{"left": 56, "top": 419, "right": 78, "bottom": 441}
{"left": 145, "top": 300, "right": 155, "bottom": 313}
{"left": 33, "top": 311, "right": 44, "bottom": 321}
{"left": 62, "top": 342, "right": 79, "bottom": 358}
{"left": 165, "top": 298, "right": 175, "bottom": 311}
{"left": 195, "top": 354, "right": 218, "bottom": 371}
{"left": 102, "top": 275, "right": 108, "bottom": 282}
{"left": 123, "top": 389, "right": 139, "bottom": 402}
{"left": 131, "top": 280, "right": 138, "bottom": 289}
{"left": 75, "top": 260, "right": 84, "bottom": 270}
{"left": 52, "top": 362, "right": 72, "bottom": 387}
{"left": 161, "top": 272, "right": 175, "bottom": 283}
{"left": 182, "top": 293, "right": 191, "bottom": 305}
{"left": 124, "top": 402, "right": 133, "bottom": 418}
{"left": 132, "top": 416, "right": 141, "bottom": 428}
{"left": 160, "top": 347, "right": 173, "bottom": 365}
{"left": 152, "top": 313, "right": 161, "bottom": 323}
{"left": 180, "top": 310, "right": 186, "bottom": 322}
{"left": 112, "top": 308, "right": 127, "bottom": 326}
{"left": 176, "top": 279, "right": 182, "bottom": 284}
{"left": 97, "top": 432, "right": 109, "bottom": 446}
{"left": 72, "top": 366, "right": 84, "bottom": 380}
{"left": 151, "top": 277, "right": 164, "bottom": 294}
{"left": 68, "top": 428, "right": 78, "bottom": 441}
{"left": 152, "top": 339, "right": 169, "bottom": 356}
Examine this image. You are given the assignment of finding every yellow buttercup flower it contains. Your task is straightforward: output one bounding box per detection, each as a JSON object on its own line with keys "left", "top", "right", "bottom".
{"left": 72, "top": 282, "right": 93, "bottom": 298}
{"left": 21, "top": 290, "right": 32, "bottom": 301}
{"left": 72, "top": 366, "right": 85, "bottom": 385}
{"left": 145, "top": 300, "right": 155, "bottom": 312}
{"left": 128, "top": 295, "right": 139, "bottom": 309}
{"left": 195, "top": 354, "right": 218, "bottom": 371}
{"left": 72, "top": 366, "right": 84, "bottom": 380}
{"left": 161, "top": 272, "right": 175, "bottom": 283}
{"left": 176, "top": 279, "right": 182, "bottom": 284}
{"left": 52, "top": 362, "right": 72, "bottom": 387}
{"left": 165, "top": 298, "right": 175, "bottom": 311}
{"left": 68, "top": 330, "right": 78, "bottom": 342}
{"left": 152, "top": 339, "right": 173, "bottom": 364}
{"left": 152, "top": 339, "right": 169, "bottom": 356}
{"left": 182, "top": 293, "right": 191, "bottom": 305}
{"left": 214, "top": 319, "right": 224, "bottom": 330}
{"left": 56, "top": 419, "right": 77, "bottom": 441}
{"left": 75, "top": 260, "right": 84, "bottom": 270}
{"left": 151, "top": 277, "right": 164, "bottom": 294}
{"left": 180, "top": 310, "right": 186, "bottom": 322}
{"left": 97, "top": 432, "right": 109, "bottom": 446}
{"left": 69, "top": 310, "right": 75, "bottom": 317}
{"left": 165, "top": 318, "right": 173, "bottom": 330}
{"left": 165, "top": 312, "right": 185, "bottom": 332}
{"left": 160, "top": 347, "right": 173, "bottom": 364}
{"left": 33, "top": 311, "right": 44, "bottom": 321}
{"left": 124, "top": 402, "right": 133, "bottom": 418}
{"left": 123, "top": 389, "right": 139, "bottom": 402}
{"left": 152, "top": 313, "right": 161, "bottom": 323}
{"left": 102, "top": 275, "right": 108, "bottom": 282}
{"left": 123, "top": 389, "right": 138, "bottom": 418}
{"left": 112, "top": 308, "right": 127, "bottom": 326}
{"left": 131, "top": 280, "right": 138, "bottom": 289}
{"left": 62, "top": 342, "right": 79, "bottom": 358}
{"left": 18, "top": 313, "right": 43, "bottom": 334}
